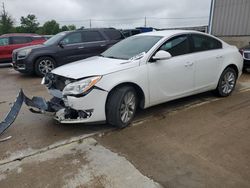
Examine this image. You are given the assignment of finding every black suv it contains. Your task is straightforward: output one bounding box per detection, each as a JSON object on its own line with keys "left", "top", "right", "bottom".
{"left": 240, "top": 43, "right": 250, "bottom": 72}
{"left": 12, "top": 28, "right": 125, "bottom": 76}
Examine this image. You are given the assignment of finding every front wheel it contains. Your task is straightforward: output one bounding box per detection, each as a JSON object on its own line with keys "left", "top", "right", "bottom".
{"left": 106, "top": 86, "right": 138, "bottom": 128}
{"left": 35, "top": 57, "right": 56, "bottom": 77}
{"left": 215, "top": 67, "right": 237, "bottom": 97}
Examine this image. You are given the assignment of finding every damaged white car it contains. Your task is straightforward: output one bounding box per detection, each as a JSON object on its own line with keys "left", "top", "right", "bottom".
{"left": 0, "top": 30, "right": 243, "bottom": 132}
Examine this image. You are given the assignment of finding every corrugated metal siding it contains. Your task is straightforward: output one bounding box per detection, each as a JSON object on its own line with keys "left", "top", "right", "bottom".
{"left": 212, "top": 0, "right": 250, "bottom": 36}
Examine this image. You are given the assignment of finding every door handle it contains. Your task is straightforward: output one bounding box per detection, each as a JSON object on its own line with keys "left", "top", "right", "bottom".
{"left": 216, "top": 56, "right": 223, "bottom": 59}
{"left": 78, "top": 46, "right": 85, "bottom": 49}
{"left": 185, "top": 62, "right": 194, "bottom": 67}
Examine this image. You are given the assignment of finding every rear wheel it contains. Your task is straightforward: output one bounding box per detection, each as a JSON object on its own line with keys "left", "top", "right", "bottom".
{"left": 215, "top": 67, "right": 237, "bottom": 97}
{"left": 106, "top": 86, "right": 138, "bottom": 128}
{"left": 35, "top": 57, "right": 56, "bottom": 77}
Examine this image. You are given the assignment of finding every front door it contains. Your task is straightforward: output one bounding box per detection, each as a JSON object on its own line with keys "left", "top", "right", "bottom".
{"left": 148, "top": 34, "right": 195, "bottom": 106}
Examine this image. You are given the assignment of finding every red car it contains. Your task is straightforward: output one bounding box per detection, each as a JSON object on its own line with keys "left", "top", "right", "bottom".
{"left": 0, "top": 33, "right": 46, "bottom": 64}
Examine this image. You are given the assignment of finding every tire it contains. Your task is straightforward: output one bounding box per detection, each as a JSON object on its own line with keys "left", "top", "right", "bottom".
{"left": 106, "top": 86, "right": 138, "bottom": 128}
{"left": 35, "top": 56, "right": 56, "bottom": 77}
{"left": 215, "top": 67, "right": 237, "bottom": 97}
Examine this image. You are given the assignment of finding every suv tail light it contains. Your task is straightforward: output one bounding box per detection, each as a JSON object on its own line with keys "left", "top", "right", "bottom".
{"left": 239, "top": 49, "right": 244, "bottom": 55}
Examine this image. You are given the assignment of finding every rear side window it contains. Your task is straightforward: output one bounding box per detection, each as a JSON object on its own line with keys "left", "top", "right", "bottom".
{"left": 61, "top": 32, "right": 82, "bottom": 45}
{"left": 82, "top": 31, "right": 104, "bottom": 42}
{"left": 32, "top": 36, "right": 45, "bottom": 41}
{"left": 103, "top": 29, "right": 124, "bottom": 40}
{"left": 0, "top": 37, "right": 9, "bottom": 46}
{"left": 192, "top": 34, "right": 222, "bottom": 52}
{"left": 159, "top": 35, "right": 190, "bottom": 57}
{"left": 11, "top": 36, "right": 32, "bottom": 44}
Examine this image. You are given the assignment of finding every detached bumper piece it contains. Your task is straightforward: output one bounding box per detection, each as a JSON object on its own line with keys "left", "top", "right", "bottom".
{"left": 0, "top": 90, "right": 24, "bottom": 135}
{"left": 0, "top": 90, "right": 59, "bottom": 135}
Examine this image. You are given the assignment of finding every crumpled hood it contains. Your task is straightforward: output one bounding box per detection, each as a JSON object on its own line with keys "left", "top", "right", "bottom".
{"left": 52, "top": 56, "right": 140, "bottom": 79}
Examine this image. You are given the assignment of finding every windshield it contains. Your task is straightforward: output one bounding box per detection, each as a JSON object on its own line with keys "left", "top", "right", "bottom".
{"left": 44, "top": 32, "right": 67, "bottom": 46}
{"left": 101, "top": 35, "right": 163, "bottom": 60}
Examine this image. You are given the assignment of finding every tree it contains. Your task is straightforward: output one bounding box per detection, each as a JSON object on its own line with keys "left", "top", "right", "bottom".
{"left": 42, "top": 20, "right": 60, "bottom": 35}
{"left": 61, "top": 25, "right": 69, "bottom": 31}
{"left": 0, "top": 3, "right": 14, "bottom": 35}
{"left": 68, "top": 24, "right": 76, "bottom": 30}
{"left": 20, "top": 14, "right": 39, "bottom": 33}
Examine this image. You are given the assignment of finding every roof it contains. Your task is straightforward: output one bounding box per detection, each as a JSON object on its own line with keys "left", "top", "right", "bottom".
{"left": 139, "top": 30, "right": 203, "bottom": 37}
{"left": 0, "top": 33, "right": 41, "bottom": 37}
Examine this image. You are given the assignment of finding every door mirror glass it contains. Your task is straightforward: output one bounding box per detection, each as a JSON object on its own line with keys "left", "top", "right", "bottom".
{"left": 58, "top": 41, "right": 65, "bottom": 48}
{"left": 152, "top": 50, "right": 172, "bottom": 61}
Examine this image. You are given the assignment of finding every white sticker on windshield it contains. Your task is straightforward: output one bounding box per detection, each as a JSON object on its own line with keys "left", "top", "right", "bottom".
{"left": 129, "top": 52, "right": 146, "bottom": 61}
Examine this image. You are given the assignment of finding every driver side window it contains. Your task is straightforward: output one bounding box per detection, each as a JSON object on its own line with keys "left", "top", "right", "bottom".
{"left": 61, "top": 32, "right": 82, "bottom": 45}
{"left": 160, "top": 35, "right": 190, "bottom": 57}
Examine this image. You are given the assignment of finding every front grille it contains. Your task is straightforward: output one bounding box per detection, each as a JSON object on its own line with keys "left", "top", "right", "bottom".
{"left": 243, "top": 51, "right": 250, "bottom": 60}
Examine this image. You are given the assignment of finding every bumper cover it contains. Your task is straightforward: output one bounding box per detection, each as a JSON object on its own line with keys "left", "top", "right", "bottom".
{"left": 0, "top": 88, "right": 108, "bottom": 134}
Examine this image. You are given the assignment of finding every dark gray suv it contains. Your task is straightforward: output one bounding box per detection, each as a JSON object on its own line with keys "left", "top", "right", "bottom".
{"left": 12, "top": 28, "right": 124, "bottom": 76}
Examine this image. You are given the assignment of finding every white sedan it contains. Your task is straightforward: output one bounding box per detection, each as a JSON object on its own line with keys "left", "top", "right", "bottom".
{"left": 42, "top": 30, "right": 243, "bottom": 128}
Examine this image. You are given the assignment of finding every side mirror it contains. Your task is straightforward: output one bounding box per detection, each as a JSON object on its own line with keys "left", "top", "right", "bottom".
{"left": 58, "top": 41, "right": 64, "bottom": 48}
{"left": 152, "top": 50, "right": 172, "bottom": 61}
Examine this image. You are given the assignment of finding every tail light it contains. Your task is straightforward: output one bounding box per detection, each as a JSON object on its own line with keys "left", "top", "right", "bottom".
{"left": 239, "top": 49, "right": 244, "bottom": 55}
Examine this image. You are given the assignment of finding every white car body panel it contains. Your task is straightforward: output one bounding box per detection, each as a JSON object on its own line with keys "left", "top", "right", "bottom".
{"left": 52, "top": 56, "right": 139, "bottom": 79}
{"left": 48, "top": 30, "right": 243, "bottom": 124}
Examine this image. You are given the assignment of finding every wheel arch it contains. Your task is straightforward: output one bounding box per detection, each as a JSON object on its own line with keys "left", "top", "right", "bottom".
{"left": 105, "top": 82, "right": 146, "bottom": 109}
{"left": 224, "top": 64, "right": 239, "bottom": 78}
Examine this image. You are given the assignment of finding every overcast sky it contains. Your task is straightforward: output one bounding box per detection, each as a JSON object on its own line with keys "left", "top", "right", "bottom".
{"left": 2, "top": 0, "right": 212, "bottom": 29}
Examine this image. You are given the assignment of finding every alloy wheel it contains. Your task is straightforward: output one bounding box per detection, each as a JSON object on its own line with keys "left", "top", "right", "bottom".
{"left": 38, "top": 59, "right": 55, "bottom": 75}
{"left": 120, "top": 91, "right": 136, "bottom": 123}
{"left": 221, "top": 71, "right": 236, "bottom": 94}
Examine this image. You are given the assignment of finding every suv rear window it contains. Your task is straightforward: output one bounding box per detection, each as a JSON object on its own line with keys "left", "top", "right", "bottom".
{"left": 11, "top": 36, "right": 32, "bottom": 44}
{"left": 0, "top": 37, "right": 9, "bottom": 46}
{"left": 82, "top": 31, "right": 104, "bottom": 42}
{"left": 103, "top": 29, "right": 124, "bottom": 40}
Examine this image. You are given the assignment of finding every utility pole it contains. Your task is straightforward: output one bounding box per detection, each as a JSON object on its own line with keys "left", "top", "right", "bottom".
{"left": 89, "top": 19, "right": 92, "bottom": 28}
{"left": 144, "top": 16, "right": 147, "bottom": 27}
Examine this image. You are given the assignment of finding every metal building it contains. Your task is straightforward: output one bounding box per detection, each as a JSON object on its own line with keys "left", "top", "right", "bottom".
{"left": 209, "top": 0, "right": 250, "bottom": 47}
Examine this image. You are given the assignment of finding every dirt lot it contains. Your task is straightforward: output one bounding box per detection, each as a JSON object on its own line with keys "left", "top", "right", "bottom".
{"left": 1, "top": 67, "right": 250, "bottom": 187}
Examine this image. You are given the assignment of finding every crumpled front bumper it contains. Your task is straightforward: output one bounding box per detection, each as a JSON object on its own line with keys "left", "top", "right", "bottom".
{"left": 53, "top": 88, "right": 108, "bottom": 124}
{"left": 0, "top": 88, "right": 108, "bottom": 134}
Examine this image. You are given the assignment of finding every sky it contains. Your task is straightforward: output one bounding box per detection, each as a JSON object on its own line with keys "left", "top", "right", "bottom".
{"left": 2, "top": 0, "right": 212, "bottom": 29}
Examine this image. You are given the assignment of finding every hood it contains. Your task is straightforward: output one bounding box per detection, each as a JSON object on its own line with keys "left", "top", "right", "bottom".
{"left": 13, "top": 44, "right": 45, "bottom": 53}
{"left": 52, "top": 56, "right": 140, "bottom": 79}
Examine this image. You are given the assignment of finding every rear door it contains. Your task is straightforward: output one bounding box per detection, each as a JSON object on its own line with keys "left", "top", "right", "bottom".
{"left": 190, "top": 34, "right": 224, "bottom": 90}
{"left": 0, "top": 37, "right": 10, "bottom": 61}
{"left": 80, "top": 31, "right": 107, "bottom": 58}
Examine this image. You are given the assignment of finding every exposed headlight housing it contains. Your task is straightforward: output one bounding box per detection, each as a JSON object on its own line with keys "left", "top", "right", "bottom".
{"left": 62, "top": 76, "right": 102, "bottom": 96}
{"left": 17, "top": 49, "right": 32, "bottom": 59}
